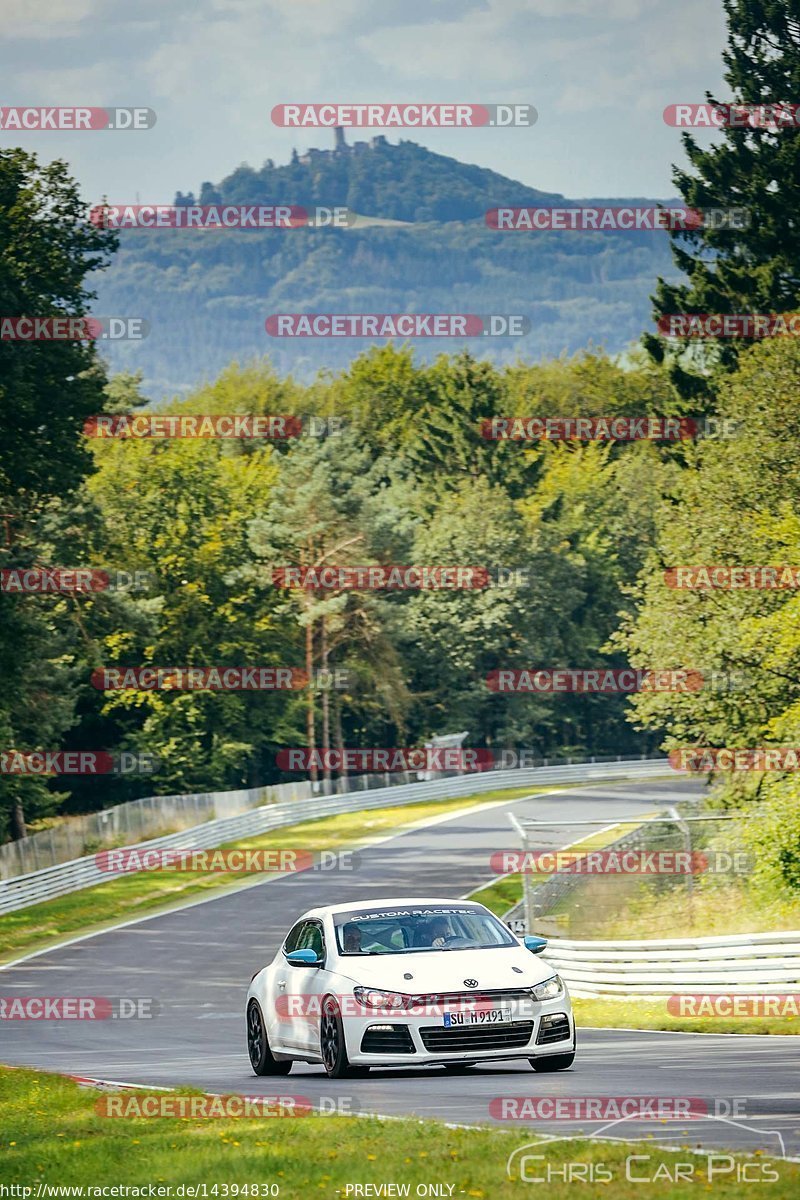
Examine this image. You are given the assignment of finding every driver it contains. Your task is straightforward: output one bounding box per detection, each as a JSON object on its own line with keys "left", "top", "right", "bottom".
{"left": 342, "top": 923, "right": 362, "bottom": 954}
{"left": 429, "top": 917, "right": 450, "bottom": 948}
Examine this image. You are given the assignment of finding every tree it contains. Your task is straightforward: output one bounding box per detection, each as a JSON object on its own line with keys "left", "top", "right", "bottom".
{"left": 616, "top": 338, "right": 800, "bottom": 893}
{"left": 87, "top": 367, "right": 289, "bottom": 796}
{"left": 246, "top": 429, "right": 411, "bottom": 784}
{"left": 0, "top": 149, "right": 116, "bottom": 839}
{"left": 646, "top": 1, "right": 800, "bottom": 398}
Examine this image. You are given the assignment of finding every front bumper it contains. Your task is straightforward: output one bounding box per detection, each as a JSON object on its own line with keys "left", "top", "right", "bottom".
{"left": 344, "top": 998, "right": 574, "bottom": 1065}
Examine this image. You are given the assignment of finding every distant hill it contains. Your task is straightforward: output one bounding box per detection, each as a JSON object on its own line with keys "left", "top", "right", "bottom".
{"left": 93, "top": 135, "right": 681, "bottom": 395}
{"left": 191, "top": 134, "right": 566, "bottom": 223}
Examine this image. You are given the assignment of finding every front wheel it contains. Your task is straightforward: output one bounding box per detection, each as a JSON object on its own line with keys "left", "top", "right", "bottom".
{"left": 247, "top": 1001, "right": 292, "bottom": 1076}
{"left": 320, "top": 996, "right": 361, "bottom": 1078}
{"left": 529, "top": 1051, "right": 575, "bottom": 1072}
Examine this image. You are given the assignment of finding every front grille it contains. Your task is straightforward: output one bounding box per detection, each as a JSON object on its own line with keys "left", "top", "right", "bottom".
{"left": 536, "top": 1013, "right": 571, "bottom": 1045}
{"left": 360, "top": 1024, "right": 416, "bottom": 1054}
{"left": 420, "top": 1021, "right": 534, "bottom": 1053}
{"left": 408, "top": 989, "right": 532, "bottom": 1010}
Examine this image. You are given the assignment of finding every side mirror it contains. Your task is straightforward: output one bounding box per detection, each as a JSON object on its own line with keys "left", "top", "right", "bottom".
{"left": 286, "top": 948, "right": 322, "bottom": 967}
{"left": 524, "top": 935, "right": 548, "bottom": 955}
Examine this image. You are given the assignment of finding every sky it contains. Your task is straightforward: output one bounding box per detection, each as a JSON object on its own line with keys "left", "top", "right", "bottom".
{"left": 1, "top": 0, "right": 729, "bottom": 203}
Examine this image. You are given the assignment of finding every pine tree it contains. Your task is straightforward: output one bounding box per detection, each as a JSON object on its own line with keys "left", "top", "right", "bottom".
{"left": 646, "top": 0, "right": 800, "bottom": 397}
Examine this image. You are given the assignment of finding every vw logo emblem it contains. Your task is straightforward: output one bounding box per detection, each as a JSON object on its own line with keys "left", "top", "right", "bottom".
{"left": 463, "top": 978, "right": 479, "bottom": 988}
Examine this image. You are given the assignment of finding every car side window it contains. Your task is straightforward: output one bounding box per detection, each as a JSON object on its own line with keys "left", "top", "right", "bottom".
{"left": 283, "top": 921, "right": 306, "bottom": 956}
{"left": 296, "top": 920, "right": 325, "bottom": 962}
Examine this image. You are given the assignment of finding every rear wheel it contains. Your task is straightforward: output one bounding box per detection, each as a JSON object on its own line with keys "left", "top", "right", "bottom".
{"left": 320, "top": 996, "right": 362, "bottom": 1078}
{"left": 247, "top": 1001, "right": 292, "bottom": 1076}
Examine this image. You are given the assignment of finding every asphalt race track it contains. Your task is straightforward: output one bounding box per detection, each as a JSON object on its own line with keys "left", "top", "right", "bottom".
{"left": 2, "top": 778, "right": 798, "bottom": 1160}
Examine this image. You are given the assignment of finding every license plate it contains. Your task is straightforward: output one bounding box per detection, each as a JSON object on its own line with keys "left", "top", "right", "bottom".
{"left": 442, "top": 1007, "right": 512, "bottom": 1027}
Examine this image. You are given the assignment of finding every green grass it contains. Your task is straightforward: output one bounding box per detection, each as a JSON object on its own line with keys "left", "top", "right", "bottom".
{"left": 574, "top": 996, "right": 800, "bottom": 1036}
{"left": 594, "top": 880, "right": 800, "bottom": 940}
{"left": 0, "top": 785, "right": 541, "bottom": 965}
{"left": 2, "top": 1066, "right": 798, "bottom": 1199}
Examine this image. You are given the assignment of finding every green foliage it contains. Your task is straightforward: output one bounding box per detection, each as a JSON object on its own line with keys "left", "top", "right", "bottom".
{"left": 0, "top": 149, "right": 116, "bottom": 838}
{"left": 616, "top": 337, "right": 800, "bottom": 894}
{"left": 648, "top": 1, "right": 800, "bottom": 395}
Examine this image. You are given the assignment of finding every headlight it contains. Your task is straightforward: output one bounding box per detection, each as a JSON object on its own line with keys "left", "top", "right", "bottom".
{"left": 531, "top": 975, "right": 564, "bottom": 1001}
{"left": 353, "top": 986, "right": 405, "bottom": 1009}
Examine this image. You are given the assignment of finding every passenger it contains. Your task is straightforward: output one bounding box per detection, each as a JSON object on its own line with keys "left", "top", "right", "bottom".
{"left": 342, "top": 923, "right": 362, "bottom": 954}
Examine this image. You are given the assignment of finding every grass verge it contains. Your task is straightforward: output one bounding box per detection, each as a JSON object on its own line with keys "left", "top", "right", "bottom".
{"left": 593, "top": 881, "right": 800, "bottom": 940}
{"left": 2, "top": 1066, "right": 797, "bottom": 1199}
{"left": 0, "top": 785, "right": 540, "bottom": 966}
{"left": 573, "top": 996, "right": 800, "bottom": 1036}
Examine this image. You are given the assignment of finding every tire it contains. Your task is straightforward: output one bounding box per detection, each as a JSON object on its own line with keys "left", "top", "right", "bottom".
{"left": 529, "top": 1051, "right": 575, "bottom": 1072}
{"left": 247, "top": 1000, "right": 292, "bottom": 1076}
{"left": 442, "top": 1063, "right": 478, "bottom": 1073}
{"left": 529, "top": 1023, "right": 576, "bottom": 1072}
{"left": 320, "top": 995, "right": 361, "bottom": 1078}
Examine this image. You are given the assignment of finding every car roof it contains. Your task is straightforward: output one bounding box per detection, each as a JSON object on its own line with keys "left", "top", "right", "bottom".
{"left": 298, "top": 897, "right": 486, "bottom": 919}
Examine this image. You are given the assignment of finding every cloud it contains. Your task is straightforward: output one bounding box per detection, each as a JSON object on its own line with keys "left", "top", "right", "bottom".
{"left": 0, "top": 0, "right": 728, "bottom": 203}
{"left": 3, "top": 0, "right": 100, "bottom": 37}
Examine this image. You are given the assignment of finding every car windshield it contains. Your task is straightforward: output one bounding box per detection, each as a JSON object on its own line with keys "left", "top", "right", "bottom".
{"left": 333, "top": 904, "right": 516, "bottom": 955}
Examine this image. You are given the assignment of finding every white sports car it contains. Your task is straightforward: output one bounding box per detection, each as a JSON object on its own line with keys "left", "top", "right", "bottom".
{"left": 246, "top": 897, "right": 575, "bottom": 1077}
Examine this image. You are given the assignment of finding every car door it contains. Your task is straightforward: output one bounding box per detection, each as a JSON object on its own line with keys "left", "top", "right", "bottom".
{"left": 267, "top": 919, "right": 306, "bottom": 1051}
{"left": 283, "top": 919, "right": 329, "bottom": 1053}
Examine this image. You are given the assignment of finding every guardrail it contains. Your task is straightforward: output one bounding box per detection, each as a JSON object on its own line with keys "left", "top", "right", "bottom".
{"left": 543, "top": 931, "right": 800, "bottom": 997}
{"left": 0, "top": 756, "right": 671, "bottom": 915}
{"left": 0, "top": 772, "right": 428, "bottom": 880}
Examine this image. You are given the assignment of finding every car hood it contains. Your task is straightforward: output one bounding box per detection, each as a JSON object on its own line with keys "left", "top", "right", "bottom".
{"left": 336, "top": 945, "right": 558, "bottom": 993}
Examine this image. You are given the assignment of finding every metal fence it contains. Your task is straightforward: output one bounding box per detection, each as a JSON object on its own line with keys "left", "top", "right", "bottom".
{"left": 0, "top": 768, "right": 478, "bottom": 880}
{"left": 506, "top": 808, "right": 767, "bottom": 938}
{"left": 0, "top": 756, "right": 671, "bottom": 915}
{"left": 0, "top": 781, "right": 305, "bottom": 881}
{"left": 0, "top": 752, "right": 666, "bottom": 881}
